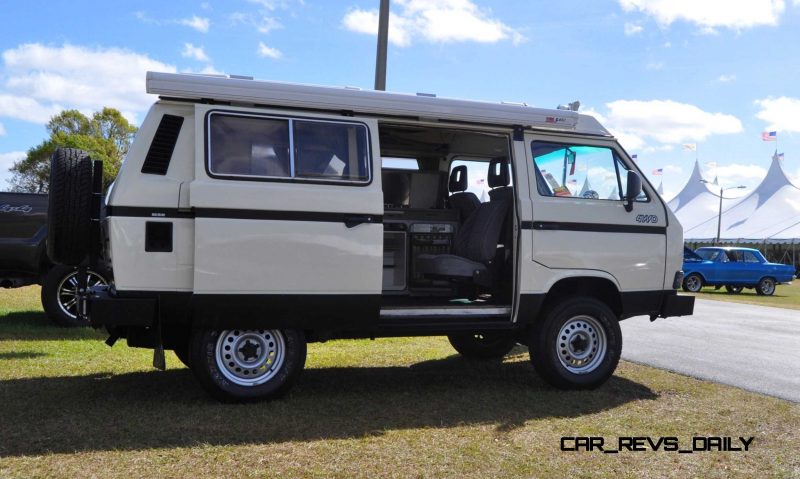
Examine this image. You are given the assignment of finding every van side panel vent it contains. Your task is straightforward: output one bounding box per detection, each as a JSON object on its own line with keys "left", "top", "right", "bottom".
{"left": 141, "top": 115, "right": 185, "bottom": 175}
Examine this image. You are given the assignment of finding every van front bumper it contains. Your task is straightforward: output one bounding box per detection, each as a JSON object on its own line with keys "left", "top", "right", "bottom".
{"left": 658, "top": 291, "right": 694, "bottom": 318}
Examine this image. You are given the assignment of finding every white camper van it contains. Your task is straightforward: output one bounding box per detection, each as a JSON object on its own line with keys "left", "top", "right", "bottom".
{"left": 47, "top": 72, "right": 693, "bottom": 401}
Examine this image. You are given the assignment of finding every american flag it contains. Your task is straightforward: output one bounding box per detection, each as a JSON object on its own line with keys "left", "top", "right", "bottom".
{"left": 777, "top": 152, "right": 785, "bottom": 161}
{"left": 762, "top": 131, "right": 777, "bottom": 141}
{"left": 567, "top": 178, "right": 577, "bottom": 185}
{"left": 652, "top": 168, "right": 663, "bottom": 176}
{"left": 631, "top": 154, "right": 638, "bottom": 159}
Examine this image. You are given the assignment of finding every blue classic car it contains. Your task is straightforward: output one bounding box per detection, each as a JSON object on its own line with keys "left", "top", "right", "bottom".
{"left": 682, "top": 247, "right": 795, "bottom": 295}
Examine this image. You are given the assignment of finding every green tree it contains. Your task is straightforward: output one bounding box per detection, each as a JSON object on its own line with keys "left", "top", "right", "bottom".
{"left": 8, "top": 108, "right": 137, "bottom": 193}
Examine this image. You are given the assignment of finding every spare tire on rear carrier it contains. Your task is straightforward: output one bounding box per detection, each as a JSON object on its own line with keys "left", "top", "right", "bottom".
{"left": 46, "top": 148, "right": 101, "bottom": 266}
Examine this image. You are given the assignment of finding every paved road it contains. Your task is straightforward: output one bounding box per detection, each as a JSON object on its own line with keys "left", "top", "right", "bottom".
{"left": 621, "top": 298, "right": 800, "bottom": 402}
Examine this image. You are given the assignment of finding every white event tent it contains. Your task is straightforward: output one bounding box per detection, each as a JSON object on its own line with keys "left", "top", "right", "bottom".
{"left": 666, "top": 155, "right": 800, "bottom": 267}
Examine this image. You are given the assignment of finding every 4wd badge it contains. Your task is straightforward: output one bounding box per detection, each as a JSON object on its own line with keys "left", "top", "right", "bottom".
{"left": 635, "top": 214, "right": 659, "bottom": 224}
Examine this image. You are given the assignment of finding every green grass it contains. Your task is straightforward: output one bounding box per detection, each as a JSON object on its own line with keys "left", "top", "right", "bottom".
{"left": 1, "top": 286, "right": 799, "bottom": 478}
{"left": 686, "top": 280, "right": 800, "bottom": 310}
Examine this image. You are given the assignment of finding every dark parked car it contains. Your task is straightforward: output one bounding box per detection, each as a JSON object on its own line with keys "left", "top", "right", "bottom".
{"left": 682, "top": 246, "right": 795, "bottom": 295}
{"left": 0, "top": 192, "right": 109, "bottom": 326}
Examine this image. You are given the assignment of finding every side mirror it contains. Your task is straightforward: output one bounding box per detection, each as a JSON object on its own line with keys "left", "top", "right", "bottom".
{"left": 624, "top": 171, "right": 642, "bottom": 212}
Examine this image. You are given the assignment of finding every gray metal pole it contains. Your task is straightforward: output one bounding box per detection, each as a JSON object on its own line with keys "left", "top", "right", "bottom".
{"left": 717, "top": 187, "right": 723, "bottom": 245}
{"left": 374, "top": 0, "right": 390, "bottom": 91}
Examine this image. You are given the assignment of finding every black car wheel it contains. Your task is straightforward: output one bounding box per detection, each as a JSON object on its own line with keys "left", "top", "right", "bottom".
{"left": 756, "top": 277, "right": 776, "bottom": 296}
{"left": 41, "top": 264, "right": 108, "bottom": 327}
{"left": 529, "top": 297, "right": 622, "bottom": 390}
{"left": 190, "top": 328, "right": 306, "bottom": 402}
{"left": 448, "top": 332, "right": 517, "bottom": 360}
{"left": 725, "top": 285, "right": 743, "bottom": 294}
{"left": 682, "top": 274, "right": 703, "bottom": 293}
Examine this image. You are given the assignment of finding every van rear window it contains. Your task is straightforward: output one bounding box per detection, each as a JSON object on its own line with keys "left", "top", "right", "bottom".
{"left": 208, "top": 112, "right": 370, "bottom": 184}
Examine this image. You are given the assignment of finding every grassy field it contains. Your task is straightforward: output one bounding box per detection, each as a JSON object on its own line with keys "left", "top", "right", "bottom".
{"left": 686, "top": 280, "right": 800, "bottom": 310}
{"left": 1, "top": 286, "right": 798, "bottom": 478}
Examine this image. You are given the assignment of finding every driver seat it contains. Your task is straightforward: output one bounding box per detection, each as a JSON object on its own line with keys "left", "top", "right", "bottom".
{"left": 416, "top": 159, "right": 512, "bottom": 288}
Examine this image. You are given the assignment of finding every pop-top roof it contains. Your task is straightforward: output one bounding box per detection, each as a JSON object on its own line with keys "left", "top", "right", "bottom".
{"left": 146, "top": 72, "right": 611, "bottom": 136}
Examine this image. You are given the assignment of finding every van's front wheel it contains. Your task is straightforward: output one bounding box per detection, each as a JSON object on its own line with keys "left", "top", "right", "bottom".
{"left": 529, "top": 297, "right": 621, "bottom": 389}
{"left": 190, "top": 328, "right": 306, "bottom": 402}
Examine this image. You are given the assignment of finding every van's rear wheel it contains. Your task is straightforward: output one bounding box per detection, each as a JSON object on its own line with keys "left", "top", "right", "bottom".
{"left": 190, "top": 328, "right": 306, "bottom": 402}
{"left": 529, "top": 297, "right": 621, "bottom": 389}
{"left": 448, "top": 332, "right": 517, "bottom": 360}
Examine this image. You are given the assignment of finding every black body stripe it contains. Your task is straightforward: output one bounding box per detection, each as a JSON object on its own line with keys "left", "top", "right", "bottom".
{"left": 521, "top": 221, "right": 665, "bottom": 234}
{"left": 106, "top": 206, "right": 382, "bottom": 224}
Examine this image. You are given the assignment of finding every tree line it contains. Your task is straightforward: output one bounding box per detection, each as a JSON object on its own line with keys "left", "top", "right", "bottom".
{"left": 8, "top": 108, "right": 137, "bottom": 193}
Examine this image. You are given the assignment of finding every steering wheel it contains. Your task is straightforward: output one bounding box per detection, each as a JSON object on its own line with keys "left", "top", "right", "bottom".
{"left": 583, "top": 190, "right": 599, "bottom": 199}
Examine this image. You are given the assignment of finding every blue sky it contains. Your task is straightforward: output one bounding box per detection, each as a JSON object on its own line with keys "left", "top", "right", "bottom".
{"left": 1, "top": 0, "right": 799, "bottom": 198}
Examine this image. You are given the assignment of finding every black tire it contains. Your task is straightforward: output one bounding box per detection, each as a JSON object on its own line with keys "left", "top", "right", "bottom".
{"left": 725, "top": 285, "right": 743, "bottom": 294}
{"left": 190, "top": 328, "right": 306, "bottom": 402}
{"left": 448, "top": 332, "right": 517, "bottom": 360}
{"left": 41, "top": 264, "right": 108, "bottom": 327}
{"left": 756, "top": 277, "right": 776, "bottom": 296}
{"left": 682, "top": 273, "right": 704, "bottom": 293}
{"left": 529, "top": 297, "right": 622, "bottom": 390}
{"left": 47, "top": 148, "right": 94, "bottom": 266}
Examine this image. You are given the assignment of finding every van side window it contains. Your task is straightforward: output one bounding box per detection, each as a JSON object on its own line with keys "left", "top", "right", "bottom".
{"left": 294, "top": 120, "right": 369, "bottom": 182}
{"left": 531, "top": 142, "right": 648, "bottom": 202}
{"left": 208, "top": 113, "right": 370, "bottom": 184}
{"left": 209, "top": 115, "right": 290, "bottom": 177}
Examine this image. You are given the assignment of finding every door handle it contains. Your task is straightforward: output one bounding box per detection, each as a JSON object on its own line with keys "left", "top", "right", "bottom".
{"left": 344, "top": 215, "right": 374, "bottom": 228}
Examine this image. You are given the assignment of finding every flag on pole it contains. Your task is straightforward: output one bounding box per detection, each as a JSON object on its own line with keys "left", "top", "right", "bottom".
{"left": 777, "top": 152, "right": 785, "bottom": 160}
{"left": 762, "top": 131, "right": 777, "bottom": 141}
{"left": 652, "top": 168, "right": 663, "bottom": 176}
{"left": 631, "top": 154, "right": 638, "bottom": 159}
{"left": 567, "top": 178, "right": 577, "bottom": 185}
{"left": 682, "top": 143, "right": 697, "bottom": 151}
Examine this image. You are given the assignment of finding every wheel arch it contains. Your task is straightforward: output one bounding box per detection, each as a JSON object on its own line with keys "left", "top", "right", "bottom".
{"left": 538, "top": 276, "right": 623, "bottom": 320}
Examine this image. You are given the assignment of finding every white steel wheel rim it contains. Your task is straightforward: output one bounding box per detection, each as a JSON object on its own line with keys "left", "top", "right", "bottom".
{"left": 686, "top": 276, "right": 701, "bottom": 292}
{"left": 57, "top": 270, "right": 107, "bottom": 319}
{"left": 556, "top": 315, "right": 607, "bottom": 374}
{"left": 215, "top": 329, "right": 286, "bottom": 386}
{"left": 761, "top": 279, "right": 775, "bottom": 294}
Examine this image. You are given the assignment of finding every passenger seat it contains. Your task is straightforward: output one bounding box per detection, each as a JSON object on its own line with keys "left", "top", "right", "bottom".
{"left": 416, "top": 160, "right": 512, "bottom": 288}
{"left": 446, "top": 165, "right": 480, "bottom": 222}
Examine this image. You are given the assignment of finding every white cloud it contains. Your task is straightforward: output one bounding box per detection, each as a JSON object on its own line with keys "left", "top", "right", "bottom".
{"left": 663, "top": 41, "right": 672, "bottom": 48}
{"left": 624, "top": 22, "right": 644, "bottom": 35}
{"left": 713, "top": 163, "right": 767, "bottom": 188}
{"left": 181, "top": 65, "right": 225, "bottom": 75}
{"left": 717, "top": 74, "right": 736, "bottom": 83}
{"left": 230, "top": 12, "right": 282, "bottom": 34}
{"left": 619, "top": 0, "right": 786, "bottom": 30}
{"left": 179, "top": 15, "right": 210, "bottom": 33}
{"left": 646, "top": 61, "right": 664, "bottom": 70}
{"left": 182, "top": 43, "right": 210, "bottom": 62}
{"left": 0, "top": 151, "right": 26, "bottom": 188}
{"left": 755, "top": 96, "right": 800, "bottom": 133}
{"left": 604, "top": 99, "right": 743, "bottom": 149}
{"left": 0, "top": 43, "right": 176, "bottom": 124}
{"left": 257, "top": 42, "right": 283, "bottom": 59}
{"left": 342, "top": 0, "right": 526, "bottom": 47}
